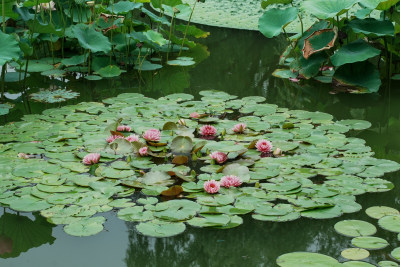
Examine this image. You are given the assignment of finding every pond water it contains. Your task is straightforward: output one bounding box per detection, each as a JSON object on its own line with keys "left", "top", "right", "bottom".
{"left": 1, "top": 24, "right": 400, "bottom": 267}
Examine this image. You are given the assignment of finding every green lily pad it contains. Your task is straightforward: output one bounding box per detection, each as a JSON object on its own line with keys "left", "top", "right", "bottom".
{"left": 341, "top": 248, "right": 370, "bottom": 260}
{"left": 366, "top": 206, "right": 400, "bottom": 219}
{"left": 136, "top": 220, "right": 186, "bottom": 237}
{"left": 378, "top": 215, "right": 400, "bottom": 233}
{"left": 64, "top": 216, "right": 106, "bottom": 237}
{"left": 334, "top": 220, "right": 377, "bottom": 237}
{"left": 276, "top": 252, "right": 340, "bottom": 266}
{"left": 351, "top": 236, "right": 389, "bottom": 250}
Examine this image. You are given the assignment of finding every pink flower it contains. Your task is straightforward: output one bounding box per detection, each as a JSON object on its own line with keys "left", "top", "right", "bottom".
{"left": 82, "top": 153, "right": 100, "bottom": 165}
{"left": 117, "top": 125, "right": 131, "bottom": 132}
{"left": 210, "top": 151, "right": 228, "bottom": 164}
{"left": 220, "top": 175, "right": 242, "bottom": 188}
{"left": 190, "top": 112, "right": 200, "bottom": 119}
{"left": 256, "top": 139, "right": 273, "bottom": 153}
{"left": 233, "top": 123, "right": 246, "bottom": 133}
{"left": 143, "top": 129, "right": 161, "bottom": 142}
{"left": 106, "top": 135, "right": 124, "bottom": 143}
{"left": 34, "top": 1, "right": 56, "bottom": 11}
{"left": 199, "top": 125, "right": 217, "bottom": 136}
{"left": 204, "top": 180, "right": 220, "bottom": 194}
{"left": 289, "top": 77, "right": 300, "bottom": 83}
{"left": 139, "top": 147, "right": 148, "bottom": 156}
{"left": 125, "top": 134, "right": 139, "bottom": 143}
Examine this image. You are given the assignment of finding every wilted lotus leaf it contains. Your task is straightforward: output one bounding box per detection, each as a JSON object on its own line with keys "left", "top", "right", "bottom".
{"left": 302, "top": 28, "right": 337, "bottom": 59}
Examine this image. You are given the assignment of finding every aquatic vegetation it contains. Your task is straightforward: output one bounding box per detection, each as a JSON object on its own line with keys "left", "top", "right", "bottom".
{"left": 30, "top": 89, "right": 79, "bottom": 103}
{"left": 152, "top": 0, "right": 316, "bottom": 32}
{"left": 260, "top": 0, "right": 400, "bottom": 94}
{"left": 277, "top": 205, "right": 400, "bottom": 265}
{"left": 0, "top": 90, "right": 399, "bottom": 238}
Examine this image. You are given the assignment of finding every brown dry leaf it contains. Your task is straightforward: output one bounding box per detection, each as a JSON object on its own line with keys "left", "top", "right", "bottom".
{"left": 302, "top": 28, "right": 338, "bottom": 60}
{"left": 161, "top": 185, "right": 183, "bottom": 196}
{"left": 172, "top": 155, "right": 188, "bottom": 165}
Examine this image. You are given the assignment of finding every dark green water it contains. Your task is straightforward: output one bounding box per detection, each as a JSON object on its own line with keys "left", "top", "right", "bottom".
{"left": 1, "top": 25, "right": 400, "bottom": 267}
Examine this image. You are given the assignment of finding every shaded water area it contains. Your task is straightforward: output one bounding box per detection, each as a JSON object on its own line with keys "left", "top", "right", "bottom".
{"left": 1, "top": 24, "right": 400, "bottom": 267}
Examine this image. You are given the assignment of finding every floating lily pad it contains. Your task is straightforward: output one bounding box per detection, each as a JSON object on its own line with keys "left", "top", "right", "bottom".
{"left": 30, "top": 89, "right": 80, "bottom": 103}
{"left": 64, "top": 216, "right": 105, "bottom": 237}
{"left": 136, "top": 220, "right": 186, "bottom": 237}
{"left": 341, "top": 248, "right": 370, "bottom": 260}
{"left": 334, "top": 220, "right": 377, "bottom": 237}
{"left": 276, "top": 252, "right": 340, "bottom": 266}
{"left": 366, "top": 206, "right": 400, "bottom": 219}
{"left": 351, "top": 236, "right": 389, "bottom": 250}
{"left": 378, "top": 215, "right": 400, "bottom": 233}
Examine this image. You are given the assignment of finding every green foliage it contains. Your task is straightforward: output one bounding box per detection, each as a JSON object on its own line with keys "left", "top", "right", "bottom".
{"left": 260, "top": 0, "right": 400, "bottom": 94}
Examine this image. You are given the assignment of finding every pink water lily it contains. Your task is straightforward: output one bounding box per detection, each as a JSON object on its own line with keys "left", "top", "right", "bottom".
{"left": 117, "top": 125, "right": 131, "bottom": 132}
{"left": 139, "top": 147, "right": 148, "bottom": 156}
{"left": 143, "top": 129, "right": 161, "bottom": 142}
{"left": 220, "top": 175, "right": 242, "bottom": 188}
{"left": 210, "top": 151, "right": 228, "bottom": 164}
{"left": 204, "top": 180, "right": 220, "bottom": 194}
{"left": 233, "top": 123, "right": 246, "bottom": 133}
{"left": 199, "top": 125, "right": 217, "bottom": 136}
{"left": 190, "top": 112, "right": 200, "bottom": 119}
{"left": 82, "top": 153, "right": 100, "bottom": 165}
{"left": 125, "top": 134, "right": 139, "bottom": 143}
{"left": 106, "top": 135, "right": 124, "bottom": 143}
{"left": 256, "top": 139, "right": 273, "bottom": 153}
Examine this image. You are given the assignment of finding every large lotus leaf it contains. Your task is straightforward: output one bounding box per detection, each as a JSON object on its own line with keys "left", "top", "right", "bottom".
{"left": 366, "top": 206, "right": 400, "bottom": 219}
{"left": 333, "top": 61, "right": 381, "bottom": 93}
{"left": 334, "top": 220, "right": 377, "bottom": 237}
{"left": 136, "top": 220, "right": 186, "bottom": 237}
{"left": 96, "top": 65, "right": 122, "bottom": 78}
{"left": 276, "top": 252, "right": 341, "bottom": 267}
{"left": 301, "top": 0, "right": 359, "bottom": 19}
{"left": 107, "top": 1, "right": 142, "bottom": 14}
{"left": 351, "top": 236, "right": 389, "bottom": 250}
{"left": 298, "top": 52, "right": 327, "bottom": 79}
{"left": 0, "top": 31, "right": 20, "bottom": 66}
{"left": 71, "top": 24, "right": 111, "bottom": 53}
{"left": 378, "top": 215, "right": 400, "bottom": 233}
{"left": 258, "top": 7, "right": 298, "bottom": 38}
{"left": 64, "top": 216, "right": 105, "bottom": 237}
{"left": 0, "top": 103, "right": 14, "bottom": 116}
{"left": 341, "top": 248, "right": 370, "bottom": 261}
{"left": 359, "top": 0, "right": 400, "bottom": 10}
{"left": 348, "top": 18, "right": 394, "bottom": 36}
{"left": 331, "top": 40, "right": 381, "bottom": 67}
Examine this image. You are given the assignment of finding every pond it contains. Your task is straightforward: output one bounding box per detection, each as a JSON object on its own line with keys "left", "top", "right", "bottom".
{"left": 1, "top": 23, "right": 400, "bottom": 267}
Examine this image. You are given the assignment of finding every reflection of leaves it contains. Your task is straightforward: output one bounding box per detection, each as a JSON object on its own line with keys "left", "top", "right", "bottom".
{"left": 0, "top": 212, "right": 55, "bottom": 258}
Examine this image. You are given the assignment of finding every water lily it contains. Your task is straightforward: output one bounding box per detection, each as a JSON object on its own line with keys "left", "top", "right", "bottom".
{"left": 82, "top": 153, "right": 100, "bottom": 165}
{"left": 204, "top": 180, "right": 220, "bottom": 194}
{"left": 256, "top": 139, "right": 272, "bottom": 153}
{"left": 178, "top": 118, "right": 186, "bottom": 126}
{"left": 232, "top": 123, "right": 246, "bottom": 133}
{"left": 199, "top": 125, "right": 217, "bottom": 136}
{"left": 190, "top": 112, "right": 200, "bottom": 119}
{"left": 106, "top": 135, "right": 124, "bottom": 143}
{"left": 125, "top": 134, "right": 139, "bottom": 143}
{"left": 143, "top": 129, "right": 161, "bottom": 142}
{"left": 117, "top": 125, "right": 131, "bottom": 132}
{"left": 220, "top": 175, "right": 242, "bottom": 188}
{"left": 210, "top": 151, "right": 228, "bottom": 164}
{"left": 139, "top": 147, "right": 148, "bottom": 156}
{"left": 33, "top": 1, "right": 56, "bottom": 12}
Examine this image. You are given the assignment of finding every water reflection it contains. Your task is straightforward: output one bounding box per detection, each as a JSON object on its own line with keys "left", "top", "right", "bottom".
{"left": 0, "top": 210, "right": 55, "bottom": 259}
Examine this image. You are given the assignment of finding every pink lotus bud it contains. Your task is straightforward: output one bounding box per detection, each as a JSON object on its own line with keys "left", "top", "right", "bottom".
{"left": 139, "top": 147, "right": 148, "bottom": 156}
{"left": 220, "top": 175, "right": 242, "bottom": 188}
{"left": 210, "top": 151, "right": 228, "bottom": 164}
{"left": 190, "top": 112, "right": 200, "bottom": 119}
{"left": 82, "top": 153, "right": 100, "bottom": 165}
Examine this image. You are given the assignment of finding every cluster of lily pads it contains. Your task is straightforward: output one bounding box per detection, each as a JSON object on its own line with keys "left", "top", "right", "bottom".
{"left": 0, "top": 90, "right": 399, "bottom": 237}
{"left": 277, "top": 205, "right": 400, "bottom": 266}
